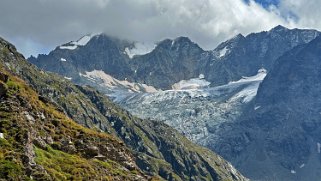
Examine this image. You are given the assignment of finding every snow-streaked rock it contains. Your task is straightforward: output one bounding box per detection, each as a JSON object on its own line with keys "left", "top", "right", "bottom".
{"left": 124, "top": 42, "right": 156, "bottom": 59}
{"left": 79, "top": 70, "right": 158, "bottom": 101}
{"left": 219, "top": 46, "right": 229, "bottom": 58}
{"left": 60, "top": 34, "right": 93, "bottom": 50}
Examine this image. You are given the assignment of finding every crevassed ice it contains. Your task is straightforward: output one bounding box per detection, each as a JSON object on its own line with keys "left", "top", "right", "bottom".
{"left": 117, "top": 69, "right": 267, "bottom": 144}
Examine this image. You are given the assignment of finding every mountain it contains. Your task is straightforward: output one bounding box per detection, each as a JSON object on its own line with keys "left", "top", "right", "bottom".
{"left": 0, "top": 39, "right": 147, "bottom": 180}
{"left": 215, "top": 34, "right": 321, "bottom": 181}
{"left": 27, "top": 25, "right": 321, "bottom": 180}
{"left": 119, "top": 28, "right": 321, "bottom": 181}
{"left": 0, "top": 37, "right": 247, "bottom": 180}
{"left": 29, "top": 25, "right": 319, "bottom": 92}
{"left": 205, "top": 25, "right": 319, "bottom": 86}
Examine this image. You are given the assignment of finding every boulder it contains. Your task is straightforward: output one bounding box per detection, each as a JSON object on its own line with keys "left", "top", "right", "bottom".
{"left": 0, "top": 81, "right": 7, "bottom": 97}
{"left": 0, "top": 72, "right": 8, "bottom": 82}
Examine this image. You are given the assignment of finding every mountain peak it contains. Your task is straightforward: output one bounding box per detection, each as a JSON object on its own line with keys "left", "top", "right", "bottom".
{"left": 214, "top": 33, "right": 245, "bottom": 51}
{"left": 270, "top": 25, "right": 289, "bottom": 32}
{"left": 156, "top": 36, "right": 201, "bottom": 51}
{"left": 59, "top": 34, "right": 95, "bottom": 50}
{"left": 174, "top": 36, "right": 193, "bottom": 43}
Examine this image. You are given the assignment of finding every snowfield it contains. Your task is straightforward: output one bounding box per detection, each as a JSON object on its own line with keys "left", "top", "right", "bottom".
{"left": 79, "top": 69, "right": 158, "bottom": 101}
{"left": 59, "top": 35, "right": 93, "bottom": 50}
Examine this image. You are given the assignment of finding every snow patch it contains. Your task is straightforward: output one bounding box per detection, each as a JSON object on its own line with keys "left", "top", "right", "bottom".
{"left": 60, "top": 58, "right": 67, "bottom": 62}
{"left": 76, "top": 35, "right": 92, "bottom": 46}
{"left": 254, "top": 106, "right": 261, "bottom": 110}
{"left": 219, "top": 47, "right": 229, "bottom": 58}
{"left": 124, "top": 42, "right": 156, "bottom": 59}
{"left": 59, "top": 34, "right": 93, "bottom": 50}
{"left": 79, "top": 70, "right": 158, "bottom": 93}
{"left": 317, "top": 142, "right": 321, "bottom": 153}
{"left": 229, "top": 68, "right": 267, "bottom": 84}
{"left": 171, "top": 40, "right": 175, "bottom": 46}
{"left": 172, "top": 76, "right": 210, "bottom": 90}
{"left": 64, "top": 77, "right": 72, "bottom": 80}
{"left": 59, "top": 45, "right": 77, "bottom": 50}
{"left": 230, "top": 84, "right": 259, "bottom": 103}
{"left": 291, "top": 170, "right": 296, "bottom": 174}
{"left": 0, "top": 133, "right": 3, "bottom": 139}
{"left": 299, "top": 164, "right": 305, "bottom": 168}
{"left": 228, "top": 69, "right": 267, "bottom": 103}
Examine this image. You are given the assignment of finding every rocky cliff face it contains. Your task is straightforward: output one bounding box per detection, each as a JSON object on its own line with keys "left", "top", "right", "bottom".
{"left": 204, "top": 25, "right": 320, "bottom": 86}
{"left": 213, "top": 35, "right": 321, "bottom": 181}
{"left": 29, "top": 26, "right": 319, "bottom": 90}
{"left": 0, "top": 37, "right": 247, "bottom": 180}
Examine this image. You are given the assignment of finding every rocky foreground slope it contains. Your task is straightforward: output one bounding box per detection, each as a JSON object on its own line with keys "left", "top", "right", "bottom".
{"left": 0, "top": 37, "right": 247, "bottom": 180}
{"left": 0, "top": 45, "right": 147, "bottom": 180}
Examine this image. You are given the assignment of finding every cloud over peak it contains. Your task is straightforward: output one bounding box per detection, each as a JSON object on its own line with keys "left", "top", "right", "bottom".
{"left": 0, "top": 0, "right": 317, "bottom": 57}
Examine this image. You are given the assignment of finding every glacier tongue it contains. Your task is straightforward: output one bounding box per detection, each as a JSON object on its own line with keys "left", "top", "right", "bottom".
{"left": 116, "top": 69, "right": 267, "bottom": 145}
{"left": 77, "top": 67, "right": 267, "bottom": 146}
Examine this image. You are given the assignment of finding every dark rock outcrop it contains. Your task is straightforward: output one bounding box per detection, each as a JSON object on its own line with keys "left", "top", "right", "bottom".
{"left": 213, "top": 35, "right": 321, "bottom": 181}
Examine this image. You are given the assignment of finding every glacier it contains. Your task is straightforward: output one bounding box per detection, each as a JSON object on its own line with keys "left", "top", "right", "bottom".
{"left": 116, "top": 69, "right": 267, "bottom": 145}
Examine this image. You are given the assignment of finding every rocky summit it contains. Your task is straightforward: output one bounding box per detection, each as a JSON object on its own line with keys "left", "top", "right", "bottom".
{"left": 0, "top": 37, "right": 247, "bottom": 180}
{"left": 29, "top": 25, "right": 319, "bottom": 90}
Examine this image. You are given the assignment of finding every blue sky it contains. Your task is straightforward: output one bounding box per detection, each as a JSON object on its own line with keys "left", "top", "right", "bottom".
{"left": 253, "top": 0, "right": 279, "bottom": 8}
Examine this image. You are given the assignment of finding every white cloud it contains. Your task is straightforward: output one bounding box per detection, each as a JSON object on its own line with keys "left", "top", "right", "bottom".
{"left": 279, "top": 0, "right": 321, "bottom": 29}
{"left": 0, "top": 0, "right": 315, "bottom": 57}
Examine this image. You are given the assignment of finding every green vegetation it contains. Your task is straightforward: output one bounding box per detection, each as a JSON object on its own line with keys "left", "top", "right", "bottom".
{"left": 34, "top": 146, "right": 131, "bottom": 180}
{"left": 0, "top": 46, "right": 146, "bottom": 180}
{"left": 0, "top": 160, "right": 24, "bottom": 180}
{"left": 0, "top": 37, "right": 246, "bottom": 181}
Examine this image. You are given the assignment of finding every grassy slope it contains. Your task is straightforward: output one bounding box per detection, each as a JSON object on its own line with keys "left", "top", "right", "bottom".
{"left": 0, "top": 52, "right": 149, "bottom": 180}
{"left": 0, "top": 37, "right": 246, "bottom": 181}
